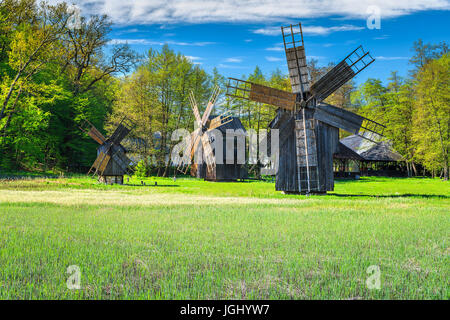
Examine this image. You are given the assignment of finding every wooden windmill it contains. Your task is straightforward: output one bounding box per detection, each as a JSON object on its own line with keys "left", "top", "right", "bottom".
{"left": 178, "top": 86, "right": 234, "bottom": 180}
{"left": 226, "top": 22, "right": 386, "bottom": 194}
{"left": 80, "top": 117, "right": 135, "bottom": 184}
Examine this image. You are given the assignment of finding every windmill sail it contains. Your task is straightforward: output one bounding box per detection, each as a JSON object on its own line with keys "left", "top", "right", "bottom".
{"left": 310, "top": 46, "right": 375, "bottom": 102}
{"left": 313, "top": 103, "right": 385, "bottom": 142}
{"left": 109, "top": 123, "right": 131, "bottom": 145}
{"left": 80, "top": 120, "right": 106, "bottom": 145}
{"left": 282, "top": 23, "right": 310, "bottom": 95}
{"left": 226, "top": 78, "right": 296, "bottom": 111}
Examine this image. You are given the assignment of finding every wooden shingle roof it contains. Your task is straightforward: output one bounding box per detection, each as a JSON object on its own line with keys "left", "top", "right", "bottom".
{"left": 340, "top": 135, "right": 404, "bottom": 162}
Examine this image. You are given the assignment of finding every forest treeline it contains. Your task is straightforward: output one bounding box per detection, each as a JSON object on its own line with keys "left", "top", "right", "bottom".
{"left": 0, "top": 0, "right": 448, "bottom": 179}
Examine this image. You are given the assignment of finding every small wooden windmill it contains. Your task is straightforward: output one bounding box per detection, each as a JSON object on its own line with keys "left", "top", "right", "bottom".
{"left": 226, "top": 22, "right": 386, "bottom": 194}
{"left": 80, "top": 117, "right": 135, "bottom": 184}
{"left": 178, "top": 86, "right": 234, "bottom": 180}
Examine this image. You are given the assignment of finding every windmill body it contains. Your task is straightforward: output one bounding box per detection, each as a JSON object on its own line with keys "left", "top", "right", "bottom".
{"left": 80, "top": 118, "right": 135, "bottom": 184}
{"left": 179, "top": 86, "right": 247, "bottom": 181}
{"left": 191, "top": 115, "right": 247, "bottom": 181}
{"left": 226, "top": 23, "right": 386, "bottom": 194}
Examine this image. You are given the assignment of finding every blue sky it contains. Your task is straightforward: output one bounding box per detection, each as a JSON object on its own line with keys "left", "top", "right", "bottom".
{"left": 65, "top": 0, "right": 450, "bottom": 86}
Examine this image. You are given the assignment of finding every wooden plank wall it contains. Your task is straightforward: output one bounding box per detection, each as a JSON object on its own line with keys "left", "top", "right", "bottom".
{"left": 274, "top": 109, "right": 339, "bottom": 193}
{"left": 275, "top": 115, "right": 298, "bottom": 192}
{"left": 315, "top": 121, "right": 339, "bottom": 191}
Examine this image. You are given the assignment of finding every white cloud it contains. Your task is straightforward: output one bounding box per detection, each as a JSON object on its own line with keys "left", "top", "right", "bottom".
{"left": 185, "top": 56, "right": 203, "bottom": 64}
{"left": 373, "top": 35, "right": 390, "bottom": 40}
{"left": 254, "top": 24, "right": 364, "bottom": 36}
{"left": 265, "top": 56, "right": 283, "bottom": 62}
{"left": 50, "top": 0, "right": 450, "bottom": 24}
{"left": 265, "top": 46, "right": 284, "bottom": 51}
{"left": 186, "top": 56, "right": 202, "bottom": 60}
{"left": 375, "top": 56, "right": 409, "bottom": 60}
{"left": 244, "top": 39, "right": 253, "bottom": 42}
{"left": 224, "top": 57, "right": 242, "bottom": 63}
{"left": 217, "top": 63, "right": 246, "bottom": 69}
{"left": 109, "top": 39, "right": 215, "bottom": 46}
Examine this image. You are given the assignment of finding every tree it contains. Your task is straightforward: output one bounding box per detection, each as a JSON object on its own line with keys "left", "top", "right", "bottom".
{"left": 413, "top": 54, "right": 449, "bottom": 179}
{"left": 0, "top": 0, "right": 69, "bottom": 131}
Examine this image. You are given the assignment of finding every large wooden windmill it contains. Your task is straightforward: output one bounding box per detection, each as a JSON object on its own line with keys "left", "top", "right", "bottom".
{"left": 80, "top": 117, "right": 135, "bottom": 184}
{"left": 178, "top": 86, "right": 235, "bottom": 180}
{"left": 226, "top": 22, "right": 385, "bottom": 194}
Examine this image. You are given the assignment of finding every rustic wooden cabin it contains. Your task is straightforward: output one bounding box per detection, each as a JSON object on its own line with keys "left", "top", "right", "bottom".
{"left": 192, "top": 115, "right": 247, "bottom": 181}
{"left": 339, "top": 135, "right": 405, "bottom": 177}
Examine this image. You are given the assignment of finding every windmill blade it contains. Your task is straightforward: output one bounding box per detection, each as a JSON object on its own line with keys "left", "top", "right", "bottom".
{"left": 201, "top": 132, "right": 215, "bottom": 177}
{"left": 282, "top": 23, "right": 310, "bottom": 95}
{"left": 188, "top": 91, "right": 202, "bottom": 126}
{"left": 313, "top": 103, "right": 385, "bottom": 142}
{"left": 208, "top": 111, "right": 233, "bottom": 131}
{"left": 189, "top": 128, "right": 203, "bottom": 161}
{"left": 176, "top": 128, "right": 201, "bottom": 174}
{"left": 201, "top": 85, "right": 220, "bottom": 126}
{"left": 226, "top": 78, "right": 297, "bottom": 111}
{"left": 109, "top": 117, "right": 135, "bottom": 146}
{"left": 310, "top": 46, "right": 375, "bottom": 102}
{"left": 80, "top": 120, "right": 106, "bottom": 145}
{"left": 89, "top": 151, "right": 111, "bottom": 176}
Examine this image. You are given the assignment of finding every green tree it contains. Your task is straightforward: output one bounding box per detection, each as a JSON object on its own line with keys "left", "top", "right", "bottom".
{"left": 413, "top": 54, "right": 449, "bottom": 179}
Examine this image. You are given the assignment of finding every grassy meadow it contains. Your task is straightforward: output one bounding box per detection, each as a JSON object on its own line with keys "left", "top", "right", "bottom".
{"left": 0, "top": 175, "right": 448, "bottom": 299}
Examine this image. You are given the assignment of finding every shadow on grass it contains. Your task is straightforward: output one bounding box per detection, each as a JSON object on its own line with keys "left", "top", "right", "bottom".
{"left": 329, "top": 193, "right": 449, "bottom": 199}
{"left": 123, "top": 184, "right": 179, "bottom": 187}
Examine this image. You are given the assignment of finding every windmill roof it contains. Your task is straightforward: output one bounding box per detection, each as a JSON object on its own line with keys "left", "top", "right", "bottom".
{"left": 340, "top": 135, "right": 404, "bottom": 162}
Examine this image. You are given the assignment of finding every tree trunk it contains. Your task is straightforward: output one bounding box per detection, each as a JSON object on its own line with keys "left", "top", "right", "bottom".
{"left": 412, "top": 162, "right": 417, "bottom": 176}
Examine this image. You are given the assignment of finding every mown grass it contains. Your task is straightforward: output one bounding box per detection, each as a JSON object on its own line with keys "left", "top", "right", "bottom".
{"left": 0, "top": 176, "right": 448, "bottom": 299}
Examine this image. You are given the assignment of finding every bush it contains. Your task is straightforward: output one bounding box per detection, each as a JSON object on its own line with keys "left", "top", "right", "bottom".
{"left": 134, "top": 160, "right": 148, "bottom": 178}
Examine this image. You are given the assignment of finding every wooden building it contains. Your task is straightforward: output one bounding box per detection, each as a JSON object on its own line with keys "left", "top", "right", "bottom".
{"left": 270, "top": 107, "right": 340, "bottom": 193}
{"left": 192, "top": 116, "right": 247, "bottom": 181}
{"left": 336, "top": 135, "right": 405, "bottom": 177}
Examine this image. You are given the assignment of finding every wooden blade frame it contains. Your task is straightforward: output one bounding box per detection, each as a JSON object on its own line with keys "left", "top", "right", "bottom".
{"left": 201, "top": 85, "right": 220, "bottom": 126}
{"left": 309, "top": 46, "right": 375, "bottom": 102}
{"left": 201, "top": 133, "right": 215, "bottom": 177}
{"left": 226, "top": 78, "right": 296, "bottom": 111}
{"left": 80, "top": 120, "right": 106, "bottom": 145}
{"left": 188, "top": 91, "right": 202, "bottom": 127}
{"left": 179, "top": 85, "right": 222, "bottom": 175}
{"left": 88, "top": 150, "right": 111, "bottom": 176}
{"left": 282, "top": 23, "right": 310, "bottom": 95}
{"left": 357, "top": 118, "right": 386, "bottom": 143}
{"left": 109, "top": 117, "right": 135, "bottom": 146}
{"left": 177, "top": 128, "right": 202, "bottom": 174}
{"left": 208, "top": 110, "right": 233, "bottom": 131}
{"left": 313, "top": 103, "right": 385, "bottom": 143}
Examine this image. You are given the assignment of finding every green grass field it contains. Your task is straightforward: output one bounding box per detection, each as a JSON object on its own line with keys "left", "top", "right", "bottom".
{"left": 0, "top": 176, "right": 448, "bottom": 299}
